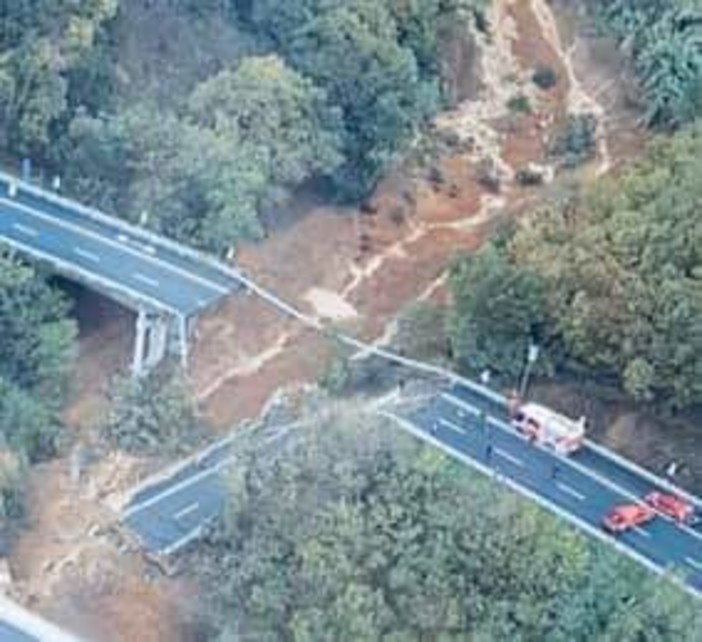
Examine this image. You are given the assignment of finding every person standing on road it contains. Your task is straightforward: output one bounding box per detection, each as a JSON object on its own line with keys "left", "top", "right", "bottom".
{"left": 551, "top": 462, "right": 559, "bottom": 480}
{"left": 485, "top": 443, "right": 493, "bottom": 461}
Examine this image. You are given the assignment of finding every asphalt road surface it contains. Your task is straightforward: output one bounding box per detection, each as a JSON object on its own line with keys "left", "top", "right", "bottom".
{"left": 120, "top": 383, "right": 702, "bottom": 598}
{"left": 385, "top": 383, "right": 702, "bottom": 596}
{"left": 121, "top": 423, "right": 300, "bottom": 555}
{"left": 0, "top": 174, "right": 239, "bottom": 315}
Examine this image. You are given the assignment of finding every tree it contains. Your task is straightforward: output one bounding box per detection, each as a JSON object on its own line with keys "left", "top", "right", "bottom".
{"left": 394, "top": 302, "right": 449, "bottom": 363}
{"left": 0, "top": 378, "right": 55, "bottom": 462}
{"left": 0, "top": 252, "right": 76, "bottom": 399}
{"left": 194, "top": 404, "right": 702, "bottom": 641}
{"left": 589, "top": 0, "right": 702, "bottom": 128}
{"left": 448, "top": 245, "right": 551, "bottom": 379}
{"left": 242, "top": 0, "right": 445, "bottom": 196}
{"left": 103, "top": 365, "right": 201, "bottom": 456}
{"left": 509, "top": 123, "right": 702, "bottom": 409}
{"left": 0, "top": 0, "right": 117, "bottom": 157}
{"left": 0, "top": 252, "right": 75, "bottom": 531}
{"left": 188, "top": 55, "right": 344, "bottom": 189}
{"left": 0, "top": 39, "right": 67, "bottom": 155}
{"left": 0, "top": 448, "right": 25, "bottom": 534}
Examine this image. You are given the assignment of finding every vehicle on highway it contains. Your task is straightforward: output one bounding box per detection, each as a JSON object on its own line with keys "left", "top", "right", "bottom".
{"left": 644, "top": 491, "right": 697, "bottom": 524}
{"left": 510, "top": 402, "right": 586, "bottom": 455}
{"left": 602, "top": 503, "right": 655, "bottom": 534}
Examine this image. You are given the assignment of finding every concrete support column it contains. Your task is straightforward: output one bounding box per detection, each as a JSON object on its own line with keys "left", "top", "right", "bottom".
{"left": 134, "top": 311, "right": 194, "bottom": 377}
{"left": 180, "top": 315, "right": 189, "bottom": 369}
{"left": 132, "top": 309, "right": 148, "bottom": 377}
{"left": 165, "top": 314, "right": 191, "bottom": 371}
{"left": 144, "top": 314, "right": 168, "bottom": 370}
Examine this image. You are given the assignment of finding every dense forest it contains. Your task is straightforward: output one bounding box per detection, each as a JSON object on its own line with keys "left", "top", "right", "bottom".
{"left": 0, "top": 253, "right": 75, "bottom": 525}
{"left": 194, "top": 407, "right": 702, "bottom": 641}
{"left": 589, "top": 0, "right": 702, "bottom": 128}
{"left": 448, "top": 118, "right": 702, "bottom": 411}
{"left": 0, "top": 0, "right": 486, "bottom": 253}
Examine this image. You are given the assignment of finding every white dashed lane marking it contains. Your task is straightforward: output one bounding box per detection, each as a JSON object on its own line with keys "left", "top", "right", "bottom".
{"left": 174, "top": 502, "right": 200, "bottom": 522}
{"left": 557, "top": 482, "right": 586, "bottom": 501}
{"left": 439, "top": 418, "right": 466, "bottom": 436}
{"left": 11, "top": 222, "right": 38, "bottom": 236}
{"left": 494, "top": 447, "right": 524, "bottom": 467}
{"left": 134, "top": 272, "right": 160, "bottom": 288}
{"left": 73, "top": 247, "right": 100, "bottom": 262}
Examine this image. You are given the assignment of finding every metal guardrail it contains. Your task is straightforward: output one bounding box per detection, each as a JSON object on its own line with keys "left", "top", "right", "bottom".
{"left": 0, "top": 171, "right": 236, "bottom": 278}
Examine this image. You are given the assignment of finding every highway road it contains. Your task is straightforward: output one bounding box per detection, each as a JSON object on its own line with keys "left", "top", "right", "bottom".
{"left": 0, "top": 173, "right": 239, "bottom": 315}
{"left": 384, "top": 383, "right": 702, "bottom": 596}
{"left": 121, "top": 422, "right": 300, "bottom": 555}
{"left": 119, "top": 383, "right": 702, "bottom": 597}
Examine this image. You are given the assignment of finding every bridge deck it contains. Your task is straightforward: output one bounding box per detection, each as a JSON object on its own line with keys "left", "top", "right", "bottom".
{"left": 0, "top": 174, "right": 240, "bottom": 316}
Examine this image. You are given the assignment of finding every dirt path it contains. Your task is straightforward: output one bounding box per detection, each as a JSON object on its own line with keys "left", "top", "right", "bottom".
{"left": 193, "top": 0, "right": 614, "bottom": 428}
{"left": 530, "top": 0, "right": 611, "bottom": 175}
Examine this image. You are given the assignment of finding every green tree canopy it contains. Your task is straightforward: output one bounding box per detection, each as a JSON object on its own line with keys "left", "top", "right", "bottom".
{"left": 195, "top": 405, "right": 702, "bottom": 641}
{"left": 448, "top": 245, "right": 551, "bottom": 379}
{"left": 511, "top": 124, "right": 702, "bottom": 408}
{"left": 240, "top": 0, "right": 483, "bottom": 195}
{"left": 0, "top": 251, "right": 76, "bottom": 461}
{"left": 0, "top": 0, "right": 117, "bottom": 156}
{"left": 589, "top": 0, "right": 702, "bottom": 127}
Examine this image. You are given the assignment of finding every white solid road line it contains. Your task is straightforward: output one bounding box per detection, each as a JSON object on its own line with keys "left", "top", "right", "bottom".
{"left": 557, "top": 482, "right": 586, "bottom": 501}
{"left": 11, "top": 221, "right": 38, "bottom": 236}
{"left": 0, "top": 196, "right": 229, "bottom": 295}
{"left": 174, "top": 502, "right": 200, "bottom": 521}
{"left": 685, "top": 557, "right": 702, "bottom": 571}
{"left": 0, "top": 596, "right": 84, "bottom": 642}
{"left": 73, "top": 246, "right": 100, "bottom": 262}
{"left": 134, "top": 272, "right": 160, "bottom": 288}
{"left": 439, "top": 417, "right": 465, "bottom": 435}
{"left": 494, "top": 447, "right": 524, "bottom": 467}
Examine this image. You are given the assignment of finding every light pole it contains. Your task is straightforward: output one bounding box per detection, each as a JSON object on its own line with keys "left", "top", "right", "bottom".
{"left": 518, "top": 342, "right": 540, "bottom": 398}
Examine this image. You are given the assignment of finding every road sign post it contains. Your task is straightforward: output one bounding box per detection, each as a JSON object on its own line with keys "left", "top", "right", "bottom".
{"left": 518, "top": 343, "right": 540, "bottom": 398}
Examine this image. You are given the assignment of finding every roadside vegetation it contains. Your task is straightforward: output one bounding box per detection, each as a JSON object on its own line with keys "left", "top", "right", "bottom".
{"left": 446, "top": 123, "right": 702, "bottom": 411}
{"left": 103, "top": 364, "right": 202, "bottom": 457}
{"left": 193, "top": 406, "right": 702, "bottom": 641}
{"left": 0, "top": 252, "right": 76, "bottom": 526}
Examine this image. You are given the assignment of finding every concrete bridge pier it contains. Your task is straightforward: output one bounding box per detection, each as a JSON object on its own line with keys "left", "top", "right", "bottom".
{"left": 132, "top": 310, "right": 189, "bottom": 376}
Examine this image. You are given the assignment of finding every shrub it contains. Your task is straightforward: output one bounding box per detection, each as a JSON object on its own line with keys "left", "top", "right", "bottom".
{"left": 532, "top": 65, "right": 558, "bottom": 90}
{"left": 507, "top": 94, "right": 532, "bottom": 114}
{"left": 550, "top": 113, "right": 598, "bottom": 168}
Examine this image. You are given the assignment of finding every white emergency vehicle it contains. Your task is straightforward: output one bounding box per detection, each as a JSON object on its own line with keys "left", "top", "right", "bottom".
{"left": 510, "top": 402, "right": 585, "bottom": 455}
